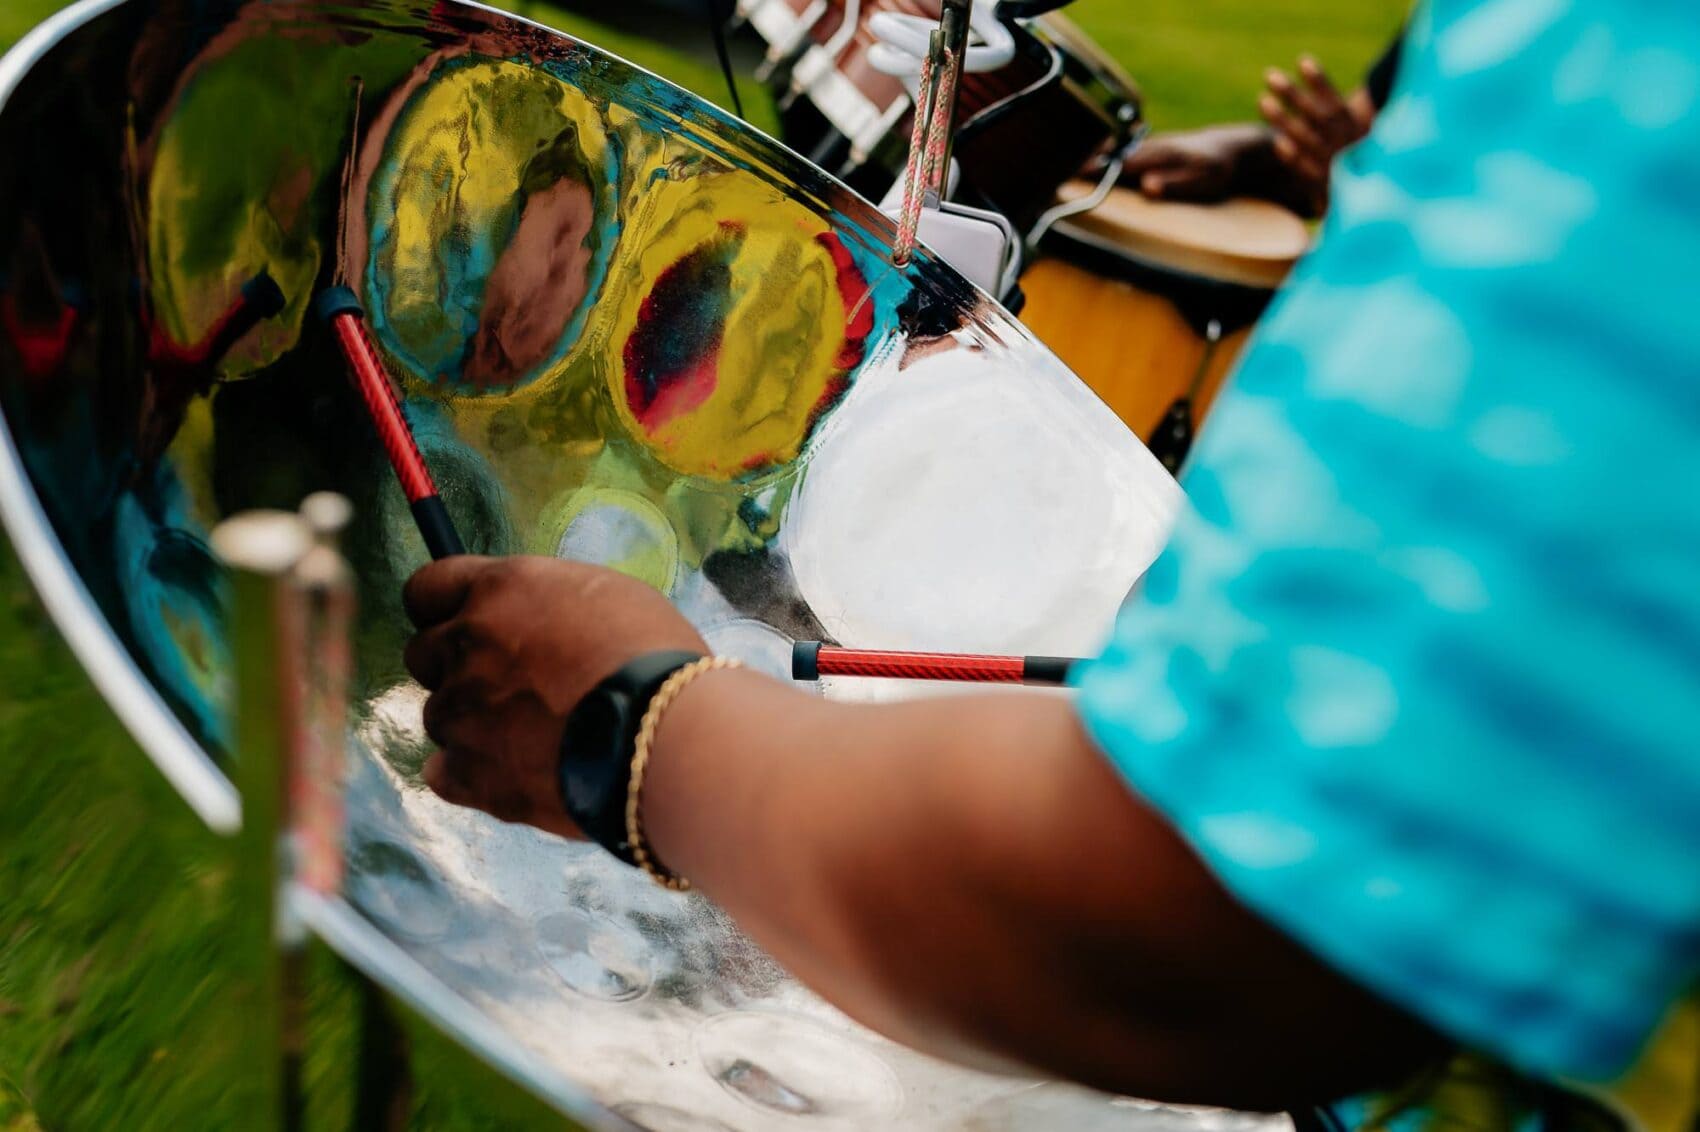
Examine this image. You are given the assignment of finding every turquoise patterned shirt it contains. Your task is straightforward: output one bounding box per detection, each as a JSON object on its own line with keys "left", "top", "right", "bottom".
{"left": 1074, "top": 0, "right": 1700, "bottom": 1115}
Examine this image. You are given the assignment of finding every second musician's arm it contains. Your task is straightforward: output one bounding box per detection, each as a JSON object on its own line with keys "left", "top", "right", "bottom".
{"left": 640, "top": 665, "right": 1442, "bottom": 1110}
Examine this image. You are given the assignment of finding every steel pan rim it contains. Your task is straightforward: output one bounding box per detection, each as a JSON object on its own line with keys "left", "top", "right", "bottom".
{"left": 294, "top": 886, "right": 646, "bottom": 1132}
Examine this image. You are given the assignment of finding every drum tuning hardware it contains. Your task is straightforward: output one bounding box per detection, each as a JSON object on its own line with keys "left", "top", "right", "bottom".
{"left": 1148, "top": 319, "right": 1221, "bottom": 476}
{"left": 1026, "top": 121, "right": 1147, "bottom": 250}
{"left": 865, "top": 1, "right": 1016, "bottom": 83}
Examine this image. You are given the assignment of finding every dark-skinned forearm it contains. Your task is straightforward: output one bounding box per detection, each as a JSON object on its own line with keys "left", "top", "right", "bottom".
{"left": 641, "top": 669, "right": 1440, "bottom": 1109}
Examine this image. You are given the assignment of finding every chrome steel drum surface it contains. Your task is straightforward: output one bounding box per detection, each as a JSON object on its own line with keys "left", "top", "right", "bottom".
{"left": 0, "top": 2, "right": 1250, "bottom": 1128}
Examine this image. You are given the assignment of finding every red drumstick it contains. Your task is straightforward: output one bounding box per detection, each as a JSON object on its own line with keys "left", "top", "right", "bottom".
{"left": 313, "top": 287, "right": 464, "bottom": 560}
{"left": 792, "top": 641, "right": 1080, "bottom": 686}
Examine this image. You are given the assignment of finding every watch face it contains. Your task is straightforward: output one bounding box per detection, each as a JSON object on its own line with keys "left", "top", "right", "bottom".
{"left": 557, "top": 653, "right": 702, "bottom": 862}
{"left": 561, "top": 691, "right": 630, "bottom": 827}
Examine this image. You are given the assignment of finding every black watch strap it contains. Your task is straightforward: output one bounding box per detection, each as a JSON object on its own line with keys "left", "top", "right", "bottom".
{"left": 557, "top": 650, "right": 704, "bottom": 864}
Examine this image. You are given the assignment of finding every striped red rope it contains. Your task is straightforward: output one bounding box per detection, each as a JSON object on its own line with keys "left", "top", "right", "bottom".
{"left": 893, "top": 45, "right": 957, "bottom": 266}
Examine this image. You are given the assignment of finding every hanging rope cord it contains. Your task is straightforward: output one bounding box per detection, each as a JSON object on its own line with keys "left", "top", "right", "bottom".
{"left": 892, "top": 39, "right": 961, "bottom": 266}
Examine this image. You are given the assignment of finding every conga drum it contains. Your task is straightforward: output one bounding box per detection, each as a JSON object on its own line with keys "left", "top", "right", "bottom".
{"left": 951, "top": 13, "right": 1144, "bottom": 229}
{"left": 0, "top": 3, "right": 1291, "bottom": 1129}
{"left": 1021, "top": 183, "right": 1313, "bottom": 459}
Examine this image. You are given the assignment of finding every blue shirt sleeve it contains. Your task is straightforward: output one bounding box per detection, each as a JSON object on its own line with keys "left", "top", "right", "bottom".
{"left": 1075, "top": 0, "right": 1700, "bottom": 1083}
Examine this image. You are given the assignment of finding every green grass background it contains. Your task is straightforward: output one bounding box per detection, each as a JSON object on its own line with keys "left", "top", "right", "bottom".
{"left": 0, "top": 0, "right": 1401, "bottom": 1126}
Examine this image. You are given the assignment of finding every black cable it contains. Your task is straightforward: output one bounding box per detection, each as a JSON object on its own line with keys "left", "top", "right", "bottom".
{"left": 706, "top": 0, "right": 747, "bottom": 120}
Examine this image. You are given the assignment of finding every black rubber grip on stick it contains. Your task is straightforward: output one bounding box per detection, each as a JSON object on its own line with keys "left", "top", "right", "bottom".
{"left": 792, "top": 640, "right": 822, "bottom": 681}
{"left": 411, "top": 496, "right": 465, "bottom": 560}
{"left": 313, "top": 285, "right": 363, "bottom": 323}
{"left": 1021, "top": 656, "right": 1076, "bottom": 686}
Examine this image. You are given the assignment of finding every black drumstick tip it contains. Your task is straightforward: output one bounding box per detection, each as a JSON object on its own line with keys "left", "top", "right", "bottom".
{"left": 792, "top": 640, "right": 822, "bottom": 681}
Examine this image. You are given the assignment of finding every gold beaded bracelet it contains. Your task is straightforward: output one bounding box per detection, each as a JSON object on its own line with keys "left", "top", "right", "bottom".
{"left": 625, "top": 655, "right": 743, "bottom": 890}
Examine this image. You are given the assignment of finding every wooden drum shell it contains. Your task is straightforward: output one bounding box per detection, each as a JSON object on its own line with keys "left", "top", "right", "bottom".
{"left": 1021, "top": 188, "right": 1313, "bottom": 442}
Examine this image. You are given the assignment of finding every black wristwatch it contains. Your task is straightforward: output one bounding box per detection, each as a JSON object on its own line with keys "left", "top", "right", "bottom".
{"left": 558, "top": 651, "right": 704, "bottom": 864}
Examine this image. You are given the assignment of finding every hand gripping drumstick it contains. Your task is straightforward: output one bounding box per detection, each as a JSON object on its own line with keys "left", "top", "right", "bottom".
{"left": 792, "top": 642, "right": 1081, "bottom": 686}
{"left": 313, "top": 286, "right": 465, "bottom": 560}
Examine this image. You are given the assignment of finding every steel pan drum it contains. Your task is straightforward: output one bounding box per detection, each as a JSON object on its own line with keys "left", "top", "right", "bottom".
{"left": 0, "top": 2, "right": 1267, "bottom": 1128}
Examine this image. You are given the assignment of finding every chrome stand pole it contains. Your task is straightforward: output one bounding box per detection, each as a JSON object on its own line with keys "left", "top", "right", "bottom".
{"left": 212, "top": 496, "right": 357, "bottom": 1132}
{"left": 212, "top": 509, "right": 315, "bottom": 1132}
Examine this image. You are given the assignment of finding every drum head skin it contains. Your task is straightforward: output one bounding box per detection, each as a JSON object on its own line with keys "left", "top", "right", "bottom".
{"left": 0, "top": 3, "right": 1208, "bottom": 1128}
{"left": 1049, "top": 182, "right": 1313, "bottom": 290}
